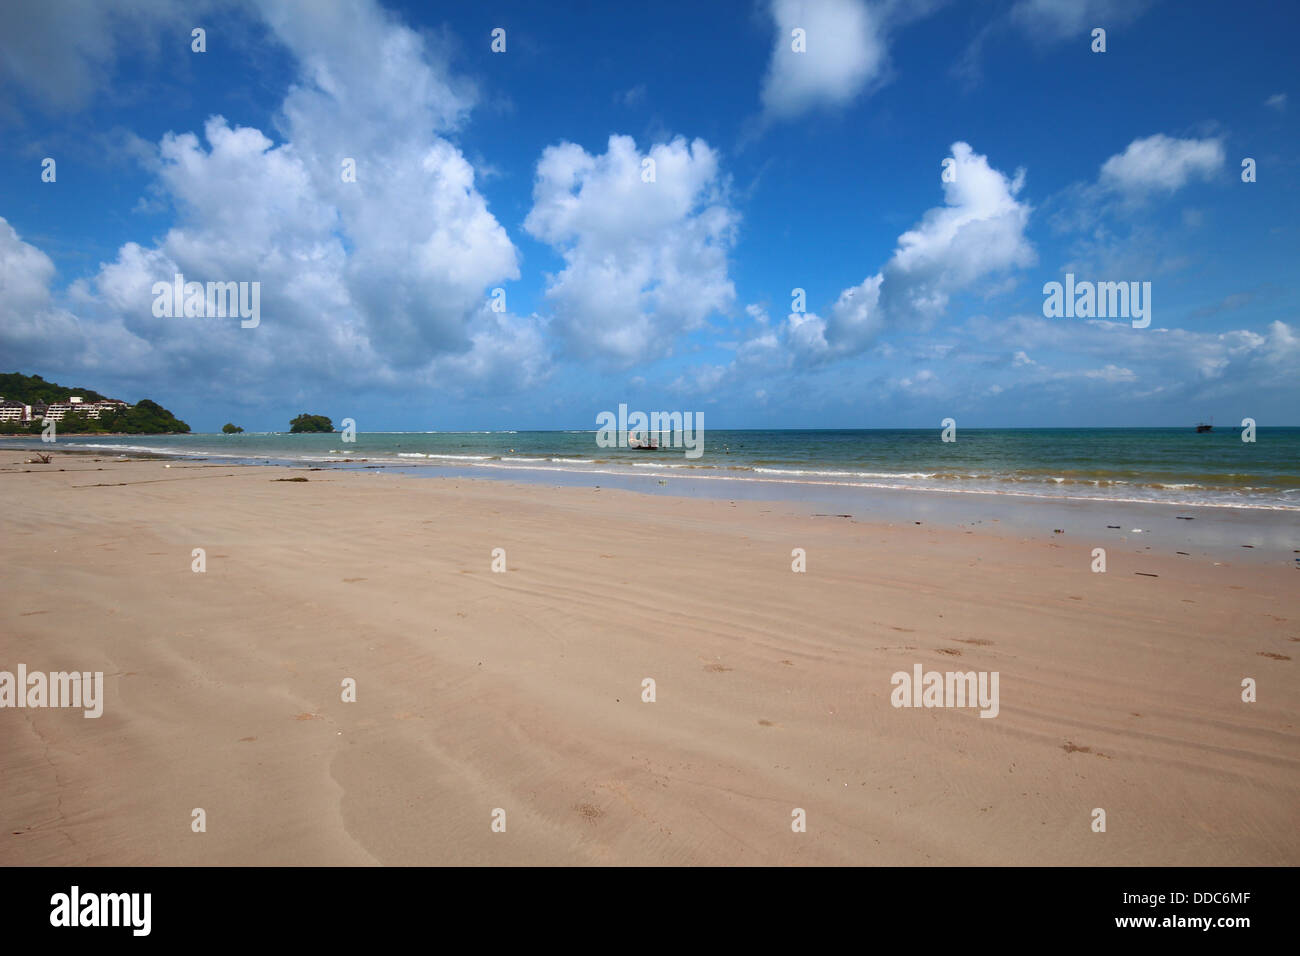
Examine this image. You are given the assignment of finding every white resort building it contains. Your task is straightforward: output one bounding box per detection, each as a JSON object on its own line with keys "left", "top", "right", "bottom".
{"left": 0, "top": 395, "right": 130, "bottom": 423}
{"left": 0, "top": 399, "right": 31, "bottom": 423}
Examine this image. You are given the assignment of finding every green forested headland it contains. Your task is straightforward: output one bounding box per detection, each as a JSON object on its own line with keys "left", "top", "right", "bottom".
{"left": 0, "top": 372, "right": 190, "bottom": 434}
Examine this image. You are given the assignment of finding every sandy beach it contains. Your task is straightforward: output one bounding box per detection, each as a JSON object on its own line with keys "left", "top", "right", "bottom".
{"left": 1, "top": 455, "right": 1297, "bottom": 866}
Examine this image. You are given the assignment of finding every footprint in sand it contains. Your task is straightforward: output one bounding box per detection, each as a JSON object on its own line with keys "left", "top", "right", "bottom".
{"left": 1257, "top": 652, "right": 1291, "bottom": 661}
{"left": 954, "top": 638, "right": 994, "bottom": 646}
{"left": 704, "top": 663, "right": 732, "bottom": 673}
{"left": 937, "top": 647, "right": 962, "bottom": 656}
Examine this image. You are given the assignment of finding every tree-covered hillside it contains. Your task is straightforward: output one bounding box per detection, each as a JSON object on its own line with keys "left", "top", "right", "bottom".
{"left": 0, "top": 372, "right": 108, "bottom": 405}
{"left": 0, "top": 372, "right": 190, "bottom": 434}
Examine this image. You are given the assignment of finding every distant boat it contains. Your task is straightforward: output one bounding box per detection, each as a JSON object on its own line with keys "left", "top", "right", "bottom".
{"left": 1196, "top": 418, "right": 1213, "bottom": 433}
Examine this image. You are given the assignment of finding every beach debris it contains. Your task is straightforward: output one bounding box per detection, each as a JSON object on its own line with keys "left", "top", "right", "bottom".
{"left": 1106, "top": 525, "right": 1120, "bottom": 529}
{"left": 814, "top": 513, "right": 852, "bottom": 518}
{"left": 915, "top": 521, "right": 922, "bottom": 525}
{"left": 1130, "top": 528, "right": 1144, "bottom": 533}
{"left": 1176, "top": 516, "right": 1195, "bottom": 520}
{"left": 1053, "top": 529, "right": 1064, "bottom": 534}
{"left": 23, "top": 453, "right": 52, "bottom": 464}
{"left": 1063, "top": 741, "right": 1111, "bottom": 758}
{"left": 1241, "top": 544, "right": 1255, "bottom": 549}
{"left": 1135, "top": 572, "right": 1159, "bottom": 577}
{"left": 273, "top": 477, "right": 309, "bottom": 482}
{"left": 1176, "top": 551, "right": 1190, "bottom": 555}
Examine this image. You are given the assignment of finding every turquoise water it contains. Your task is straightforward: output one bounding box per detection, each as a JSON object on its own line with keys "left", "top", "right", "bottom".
{"left": 49, "top": 427, "right": 1300, "bottom": 510}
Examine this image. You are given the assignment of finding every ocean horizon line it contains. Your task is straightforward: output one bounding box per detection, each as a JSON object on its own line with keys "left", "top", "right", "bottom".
{"left": 150, "top": 424, "right": 1300, "bottom": 434}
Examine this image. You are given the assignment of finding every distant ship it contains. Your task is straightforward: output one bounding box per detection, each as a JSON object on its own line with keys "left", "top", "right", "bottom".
{"left": 1196, "top": 418, "right": 1213, "bottom": 433}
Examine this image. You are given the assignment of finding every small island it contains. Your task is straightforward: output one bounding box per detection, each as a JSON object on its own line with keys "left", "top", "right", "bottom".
{"left": 222, "top": 423, "right": 245, "bottom": 434}
{"left": 289, "top": 413, "right": 334, "bottom": 433}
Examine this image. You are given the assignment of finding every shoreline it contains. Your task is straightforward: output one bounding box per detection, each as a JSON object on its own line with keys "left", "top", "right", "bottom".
{"left": 9, "top": 444, "right": 1299, "bottom": 559}
{"left": 8, "top": 431, "right": 1298, "bottom": 516}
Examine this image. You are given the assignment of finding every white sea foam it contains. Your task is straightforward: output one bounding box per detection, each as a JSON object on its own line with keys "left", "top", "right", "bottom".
{"left": 753, "top": 467, "right": 938, "bottom": 480}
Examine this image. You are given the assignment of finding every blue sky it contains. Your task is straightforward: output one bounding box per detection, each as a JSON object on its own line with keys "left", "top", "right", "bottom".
{"left": 1, "top": 0, "right": 1296, "bottom": 431}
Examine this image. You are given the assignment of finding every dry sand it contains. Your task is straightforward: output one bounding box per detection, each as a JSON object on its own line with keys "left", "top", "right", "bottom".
{"left": 1, "top": 457, "right": 1297, "bottom": 865}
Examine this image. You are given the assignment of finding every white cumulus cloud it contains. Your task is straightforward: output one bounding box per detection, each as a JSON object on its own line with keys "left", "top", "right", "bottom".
{"left": 760, "top": 0, "right": 889, "bottom": 120}
{"left": 727, "top": 142, "right": 1033, "bottom": 373}
{"left": 1099, "top": 134, "right": 1224, "bottom": 195}
{"left": 814, "top": 142, "right": 1033, "bottom": 359}
{"left": 4, "top": 0, "right": 538, "bottom": 400}
{"left": 524, "top": 134, "right": 738, "bottom": 365}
